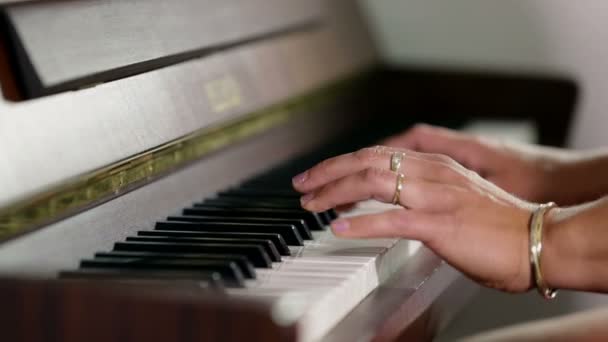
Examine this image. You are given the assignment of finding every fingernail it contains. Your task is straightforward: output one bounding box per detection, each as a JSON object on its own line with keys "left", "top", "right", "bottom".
{"left": 292, "top": 171, "right": 308, "bottom": 185}
{"left": 300, "top": 193, "right": 315, "bottom": 205}
{"left": 331, "top": 219, "right": 350, "bottom": 232}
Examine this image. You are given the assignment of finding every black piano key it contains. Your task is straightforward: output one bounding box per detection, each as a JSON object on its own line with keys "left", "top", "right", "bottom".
{"left": 238, "top": 181, "right": 297, "bottom": 188}
{"left": 184, "top": 206, "right": 326, "bottom": 231}
{"left": 326, "top": 209, "right": 338, "bottom": 220}
{"left": 218, "top": 188, "right": 299, "bottom": 198}
{"left": 201, "top": 197, "right": 333, "bottom": 225}
{"left": 114, "top": 241, "right": 272, "bottom": 268}
{"left": 125, "top": 236, "right": 280, "bottom": 262}
{"left": 240, "top": 177, "right": 291, "bottom": 186}
{"left": 315, "top": 212, "right": 331, "bottom": 226}
{"left": 157, "top": 220, "right": 305, "bottom": 245}
{"left": 124, "top": 234, "right": 281, "bottom": 262}
{"left": 139, "top": 230, "right": 290, "bottom": 256}
{"left": 205, "top": 196, "right": 301, "bottom": 208}
{"left": 80, "top": 257, "right": 245, "bottom": 287}
{"left": 94, "top": 251, "right": 256, "bottom": 279}
{"left": 222, "top": 176, "right": 338, "bottom": 224}
{"left": 60, "top": 268, "right": 225, "bottom": 288}
{"left": 193, "top": 201, "right": 317, "bottom": 215}
{"left": 167, "top": 215, "right": 312, "bottom": 242}
{"left": 319, "top": 211, "right": 336, "bottom": 225}
{"left": 211, "top": 195, "right": 338, "bottom": 224}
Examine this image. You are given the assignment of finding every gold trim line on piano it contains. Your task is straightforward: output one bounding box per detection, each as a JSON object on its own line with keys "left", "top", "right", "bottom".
{"left": 0, "top": 70, "right": 372, "bottom": 243}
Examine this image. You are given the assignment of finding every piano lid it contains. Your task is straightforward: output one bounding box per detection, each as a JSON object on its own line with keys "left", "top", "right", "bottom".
{"left": 0, "top": 0, "right": 377, "bottom": 241}
{"left": 1, "top": 0, "right": 323, "bottom": 98}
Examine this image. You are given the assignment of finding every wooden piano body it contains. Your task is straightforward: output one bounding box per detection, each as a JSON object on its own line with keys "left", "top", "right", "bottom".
{"left": 0, "top": 0, "right": 577, "bottom": 341}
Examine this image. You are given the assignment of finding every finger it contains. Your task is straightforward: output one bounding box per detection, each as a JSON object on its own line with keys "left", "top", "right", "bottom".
{"left": 301, "top": 168, "right": 462, "bottom": 213}
{"left": 292, "top": 146, "right": 397, "bottom": 193}
{"left": 329, "top": 208, "right": 449, "bottom": 243}
{"left": 293, "top": 146, "right": 468, "bottom": 193}
{"left": 383, "top": 124, "right": 488, "bottom": 170}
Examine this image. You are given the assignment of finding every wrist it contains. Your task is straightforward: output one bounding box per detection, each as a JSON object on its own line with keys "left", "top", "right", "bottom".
{"left": 541, "top": 207, "right": 589, "bottom": 291}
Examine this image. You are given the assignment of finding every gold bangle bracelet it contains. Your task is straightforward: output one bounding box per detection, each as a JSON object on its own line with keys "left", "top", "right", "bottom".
{"left": 529, "top": 202, "right": 558, "bottom": 300}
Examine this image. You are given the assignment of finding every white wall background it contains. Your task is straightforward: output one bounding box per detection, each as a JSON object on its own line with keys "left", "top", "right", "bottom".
{"left": 359, "top": 0, "right": 608, "bottom": 338}
{"left": 360, "top": 0, "right": 608, "bottom": 149}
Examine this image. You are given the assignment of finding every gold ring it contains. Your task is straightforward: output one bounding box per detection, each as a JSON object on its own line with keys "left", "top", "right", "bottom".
{"left": 390, "top": 152, "right": 405, "bottom": 172}
{"left": 392, "top": 173, "right": 405, "bottom": 205}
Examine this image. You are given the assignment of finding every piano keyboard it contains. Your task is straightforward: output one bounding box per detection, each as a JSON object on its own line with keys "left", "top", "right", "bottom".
{"left": 61, "top": 158, "right": 415, "bottom": 342}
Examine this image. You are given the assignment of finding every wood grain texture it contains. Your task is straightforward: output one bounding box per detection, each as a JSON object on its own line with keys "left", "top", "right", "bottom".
{"left": 0, "top": 278, "right": 296, "bottom": 342}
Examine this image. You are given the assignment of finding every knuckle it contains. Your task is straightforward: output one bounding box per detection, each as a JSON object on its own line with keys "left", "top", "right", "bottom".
{"left": 361, "top": 167, "right": 377, "bottom": 182}
{"left": 436, "top": 162, "right": 460, "bottom": 182}
{"left": 470, "top": 135, "right": 488, "bottom": 148}
{"left": 354, "top": 146, "right": 383, "bottom": 163}
{"left": 450, "top": 164, "right": 479, "bottom": 184}
{"left": 464, "top": 168, "right": 481, "bottom": 181}
{"left": 436, "top": 162, "right": 454, "bottom": 178}
{"left": 312, "top": 158, "right": 333, "bottom": 177}
{"left": 315, "top": 186, "right": 335, "bottom": 209}
{"left": 424, "top": 153, "right": 450, "bottom": 164}
{"left": 411, "top": 123, "right": 430, "bottom": 135}
{"left": 316, "top": 158, "right": 331, "bottom": 170}
{"left": 438, "top": 154, "right": 457, "bottom": 165}
{"left": 361, "top": 167, "right": 390, "bottom": 185}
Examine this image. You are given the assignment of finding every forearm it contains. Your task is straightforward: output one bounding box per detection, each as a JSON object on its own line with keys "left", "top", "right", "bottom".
{"left": 546, "top": 150, "right": 608, "bottom": 205}
{"left": 543, "top": 196, "right": 608, "bottom": 292}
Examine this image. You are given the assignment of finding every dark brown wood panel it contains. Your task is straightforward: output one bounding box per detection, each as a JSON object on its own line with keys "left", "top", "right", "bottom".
{"left": 0, "top": 278, "right": 296, "bottom": 342}
{"left": 0, "top": 18, "right": 21, "bottom": 101}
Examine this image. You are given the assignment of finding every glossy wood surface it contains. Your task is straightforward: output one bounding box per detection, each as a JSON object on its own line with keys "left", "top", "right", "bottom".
{"left": 0, "top": 278, "right": 296, "bottom": 342}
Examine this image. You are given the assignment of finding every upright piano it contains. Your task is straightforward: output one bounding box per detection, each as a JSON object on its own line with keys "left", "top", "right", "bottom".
{"left": 0, "top": 0, "right": 577, "bottom": 341}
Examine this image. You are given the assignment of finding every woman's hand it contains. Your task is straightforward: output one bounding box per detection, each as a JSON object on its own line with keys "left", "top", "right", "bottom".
{"left": 292, "top": 146, "right": 536, "bottom": 292}
{"left": 382, "top": 124, "right": 569, "bottom": 204}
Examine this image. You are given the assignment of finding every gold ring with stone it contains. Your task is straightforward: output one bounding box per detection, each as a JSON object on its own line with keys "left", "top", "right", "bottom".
{"left": 390, "top": 152, "right": 405, "bottom": 172}
{"left": 392, "top": 173, "right": 405, "bottom": 205}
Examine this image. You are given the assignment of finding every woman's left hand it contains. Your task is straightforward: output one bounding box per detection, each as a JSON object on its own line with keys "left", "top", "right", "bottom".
{"left": 292, "top": 146, "right": 538, "bottom": 293}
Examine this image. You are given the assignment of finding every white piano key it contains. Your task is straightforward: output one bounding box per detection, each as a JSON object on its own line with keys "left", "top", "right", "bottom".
{"left": 227, "top": 201, "right": 413, "bottom": 342}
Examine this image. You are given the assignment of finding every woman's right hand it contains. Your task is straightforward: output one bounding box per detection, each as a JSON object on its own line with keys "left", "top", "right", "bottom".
{"left": 382, "top": 124, "right": 573, "bottom": 204}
